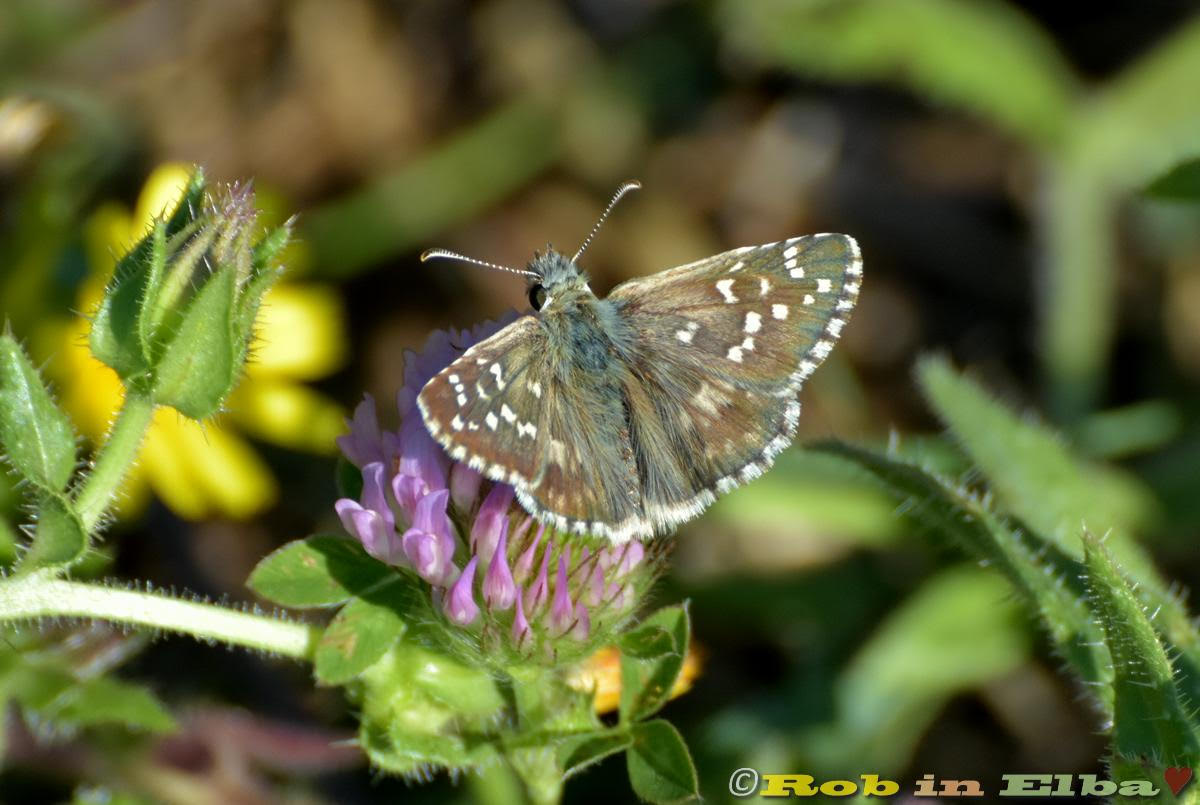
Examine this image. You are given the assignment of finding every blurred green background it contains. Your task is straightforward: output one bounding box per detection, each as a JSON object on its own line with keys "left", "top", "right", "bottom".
{"left": 3, "top": 0, "right": 1200, "bottom": 802}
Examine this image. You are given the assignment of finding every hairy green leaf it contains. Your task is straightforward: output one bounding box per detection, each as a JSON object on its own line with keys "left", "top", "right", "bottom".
{"left": 916, "top": 357, "right": 1200, "bottom": 703}
{"left": 22, "top": 493, "right": 86, "bottom": 570}
{"left": 0, "top": 334, "right": 77, "bottom": 493}
{"left": 815, "top": 440, "right": 1113, "bottom": 721}
{"left": 558, "top": 729, "right": 632, "bottom": 779}
{"left": 1083, "top": 534, "right": 1200, "bottom": 766}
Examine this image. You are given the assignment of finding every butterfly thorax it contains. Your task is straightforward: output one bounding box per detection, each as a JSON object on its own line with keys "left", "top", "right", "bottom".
{"left": 527, "top": 249, "right": 634, "bottom": 377}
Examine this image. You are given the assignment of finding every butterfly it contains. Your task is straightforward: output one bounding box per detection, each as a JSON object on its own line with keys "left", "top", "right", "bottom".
{"left": 417, "top": 182, "right": 860, "bottom": 542}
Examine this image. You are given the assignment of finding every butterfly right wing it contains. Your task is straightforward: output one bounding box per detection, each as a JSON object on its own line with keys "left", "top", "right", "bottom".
{"left": 608, "top": 234, "right": 861, "bottom": 533}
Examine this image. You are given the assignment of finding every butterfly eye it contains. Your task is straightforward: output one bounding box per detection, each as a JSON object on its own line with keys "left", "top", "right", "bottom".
{"left": 528, "top": 284, "right": 548, "bottom": 311}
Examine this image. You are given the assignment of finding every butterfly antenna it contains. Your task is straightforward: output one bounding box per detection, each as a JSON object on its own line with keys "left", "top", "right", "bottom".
{"left": 572, "top": 180, "right": 641, "bottom": 263}
{"left": 420, "top": 248, "right": 540, "bottom": 279}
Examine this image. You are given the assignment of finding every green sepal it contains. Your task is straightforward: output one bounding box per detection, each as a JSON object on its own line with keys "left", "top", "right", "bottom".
{"left": 88, "top": 235, "right": 155, "bottom": 379}
{"left": 135, "top": 219, "right": 169, "bottom": 360}
{"left": 357, "top": 640, "right": 507, "bottom": 777}
{"left": 619, "top": 603, "right": 689, "bottom": 724}
{"left": 248, "top": 535, "right": 393, "bottom": 608}
{"left": 21, "top": 493, "right": 86, "bottom": 571}
{"left": 150, "top": 266, "right": 237, "bottom": 419}
{"left": 88, "top": 169, "right": 205, "bottom": 380}
{"left": 314, "top": 593, "right": 406, "bottom": 685}
{"left": 0, "top": 333, "right": 77, "bottom": 493}
{"left": 626, "top": 719, "right": 699, "bottom": 804}
{"left": 1083, "top": 534, "right": 1200, "bottom": 767}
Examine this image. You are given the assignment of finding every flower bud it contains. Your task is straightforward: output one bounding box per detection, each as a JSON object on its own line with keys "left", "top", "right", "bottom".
{"left": 88, "top": 168, "right": 289, "bottom": 419}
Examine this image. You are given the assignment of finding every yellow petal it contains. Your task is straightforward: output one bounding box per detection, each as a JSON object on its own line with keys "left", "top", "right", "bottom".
{"left": 132, "top": 163, "right": 193, "bottom": 234}
{"left": 142, "top": 415, "right": 278, "bottom": 520}
{"left": 138, "top": 419, "right": 213, "bottom": 520}
{"left": 226, "top": 380, "right": 346, "bottom": 455}
{"left": 82, "top": 202, "right": 135, "bottom": 303}
{"left": 246, "top": 284, "right": 346, "bottom": 380}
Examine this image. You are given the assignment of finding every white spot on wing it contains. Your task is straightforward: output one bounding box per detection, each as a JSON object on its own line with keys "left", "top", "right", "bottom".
{"left": 451, "top": 415, "right": 464, "bottom": 431}
{"left": 744, "top": 311, "right": 762, "bottom": 334}
{"left": 727, "top": 345, "right": 744, "bottom": 362}
{"left": 489, "top": 363, "right": 506, "bottom": 390}
{"left": 817, "top": 278, "right": 833, "bottom": 294}
{"left": 783, "top": 245, "right": 799, "bottom": 260}
{"left": 529, "top": 380, "right": 542, "bottom": 398}
{"left": 716, "top": 278, "right": 738, "bottom": 303}
{"left": 456, "top": 393, "right": 467, "bottom": 406}
{"left": 803, "top": 294, "right": 815, "bottom": 306}
{"left": 486, "top": 411, "right": 499, "bottom": 430}
{"left": 789, "top": 266, "right": 805, "bottom": 279}
{"left": 729, "top": 260, "right": 745, "bottom": 272}
{"left": 500, "top": 403, "right": 517, "bottom": 423}
{"left": 772, "top": 304, "right": 788, "bottom": 320}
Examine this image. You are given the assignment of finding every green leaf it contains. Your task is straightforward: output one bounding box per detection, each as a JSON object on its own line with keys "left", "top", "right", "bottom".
{"left": 50, "top": 675, "right": 176, "bottom": 733}
{"left": 918, "top": 356, "right": 1156, "bottom": 554}
{"left": 22, "top": 493, "right": 86, "bottom": 570}
{"left": 1146, "top": 157, "right": 1200, "bottom": 201}
{"left": 0, "top": 334, "right": 77, "bottom": 493}
{"left": 800, "top": 566, "right": 1030, "bottom": 773}
{"left": 812, "top": 441, "right": 1111, "bottom": 711}
{"left": 151, "top": 266, "right": 237, "bottom": 419}
{"left": 619, "top": 625, "right": 675, "bottom": 660}
{"left": 916, "top": 357, "right": 1200, "bottom": 703}
{"left": 314, "top": 593, "right": 406, "bottom": 685}
{"left": 1075, "top": 16, "right": 1200, "bottom": 197}
{"left": 248, "top": 535, "right": 393, "bottom": 608}
{"left": 626, "top": 720, "right": 699, "bottom": 804}
{"left": 721, "top": 0, "right": 1077, "bottom": 149}
{"left": 558, "top": 729, "right": 632, "bottom": 779}
{"left": 305, "top": 99, "right": 559, "bottom": 278}
{"left": 620, "top": 604, "right": 689, "bottom": 724}
{"left": 1083, "top": 534, "right": 1200, "bottom": 766}
{"left": 6, "top": 664, "right": 174, "bottom": 733}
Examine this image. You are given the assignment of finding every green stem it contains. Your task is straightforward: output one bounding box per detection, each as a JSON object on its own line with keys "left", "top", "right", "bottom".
{"left": 74, "top": 389, "right": 155, "bottom": 533}
{"left": 0, "top": 570, "right": 319, "bottom": 660}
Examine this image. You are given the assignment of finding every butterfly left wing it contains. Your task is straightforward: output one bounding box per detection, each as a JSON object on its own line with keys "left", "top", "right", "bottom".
{"left": 608, "top": 233, "right": 861, "bottom": 533}
{"left": 418, "top": 315, "right": 644, "bottom": 537}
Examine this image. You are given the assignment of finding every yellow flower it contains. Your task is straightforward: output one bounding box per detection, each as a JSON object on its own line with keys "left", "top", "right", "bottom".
{"left": 47, "top": 164, "right": 347, "bottom": 520}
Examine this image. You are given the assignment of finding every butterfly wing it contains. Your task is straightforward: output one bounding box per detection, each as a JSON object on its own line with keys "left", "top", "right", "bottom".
{"left": 608, "top": 233, "right": 861, "bottom": 532}
{"left": 417, "top": 315, "right": 643, "bottom": 537}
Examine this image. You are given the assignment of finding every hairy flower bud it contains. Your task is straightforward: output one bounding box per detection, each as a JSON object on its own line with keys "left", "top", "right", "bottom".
{"left": 88, "top": 168, "right": 290, "bottom": 419}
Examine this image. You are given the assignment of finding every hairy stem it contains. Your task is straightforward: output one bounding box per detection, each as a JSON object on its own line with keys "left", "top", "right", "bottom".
{"left": 0, "top": 570, "right": 319, "bottom": 660}
{"left": 74, "top": 390, "right": 156, "bottom": 533}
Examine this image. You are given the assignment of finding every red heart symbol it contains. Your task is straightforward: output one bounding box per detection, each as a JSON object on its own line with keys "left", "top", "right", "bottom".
{"left": 1165, "top": 766, "right": 1193, "bottom": 796}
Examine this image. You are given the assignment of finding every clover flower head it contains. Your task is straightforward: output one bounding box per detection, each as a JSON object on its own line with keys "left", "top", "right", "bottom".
{"left": 333, "top": 317, "right": 663, "bottom": 662}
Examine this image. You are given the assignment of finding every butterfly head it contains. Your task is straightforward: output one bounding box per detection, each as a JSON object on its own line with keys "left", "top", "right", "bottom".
{"left": 525, "top": 247, "right": 591, "bottom": 312}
